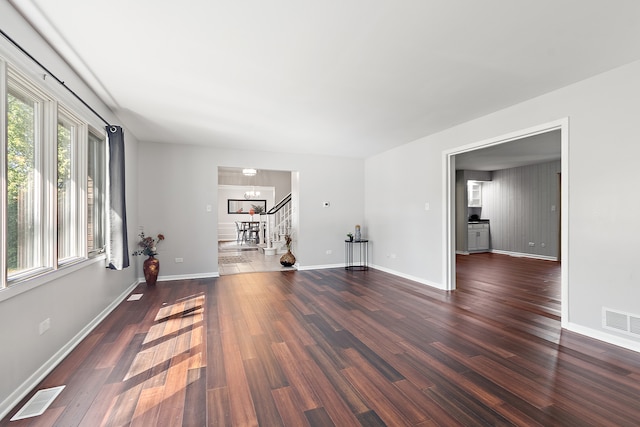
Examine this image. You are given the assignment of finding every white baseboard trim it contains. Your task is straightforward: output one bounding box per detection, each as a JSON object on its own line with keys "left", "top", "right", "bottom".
{"left": 296, "top": 263, "right": 446, "bottom": 291}
{"left": 0, "top": 279, "right": 139, "bottom": 420}
{"left": 369, "top": 264, "right": 446, "bottom": 290}
{"left": 490, "top": 249, "right": 558, "bottom": 261}
{"left": 137, "top": 272, "right": 220, "bottom": 284}
{"left": 564, "top": 322, "right": 640, "bottom": 353}
{"left": 297, "top": 263, "right": 344, "bottom": 271}
{"left": 299, "top": 264, "right": 638, "bottom": 355}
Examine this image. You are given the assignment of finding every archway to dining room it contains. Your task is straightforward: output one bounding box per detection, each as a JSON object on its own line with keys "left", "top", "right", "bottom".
{"left": 216, "top": 167, "right": 297, "bottom": 275}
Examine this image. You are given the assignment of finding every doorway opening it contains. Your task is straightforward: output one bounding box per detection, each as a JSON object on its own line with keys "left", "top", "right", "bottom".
{"left": 217, "top": 167, "right": 298, "bottom": 275}
{"left": 444, "top": 118, "right": 569, "bottom": 325}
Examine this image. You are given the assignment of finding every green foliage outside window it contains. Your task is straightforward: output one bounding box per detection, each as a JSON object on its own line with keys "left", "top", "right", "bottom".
{"left": 6, "top": 91, "right": 35, "bottom": 272}
{"left": 57, "top": 120, "right": 73, "bottom": 260}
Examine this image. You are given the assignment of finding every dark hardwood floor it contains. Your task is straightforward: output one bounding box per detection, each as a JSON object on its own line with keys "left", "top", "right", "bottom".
{"left": 4, "top": 253, "right": 640, "bottom": 426}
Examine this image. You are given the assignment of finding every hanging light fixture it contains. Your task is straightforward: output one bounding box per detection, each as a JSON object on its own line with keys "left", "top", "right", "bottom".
{"left": 244, "top": 190, "right": 261, "bottom": 199}
{"left": 242, "top": 168, "right": 257, "bottom": 176}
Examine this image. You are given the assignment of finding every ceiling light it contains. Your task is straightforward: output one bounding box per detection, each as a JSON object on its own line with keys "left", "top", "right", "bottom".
{"left": 242, "top": 168, "right": 257, "bottom": 176}
{"left": 244, "top": 190, "right": 261, "bottom": 199}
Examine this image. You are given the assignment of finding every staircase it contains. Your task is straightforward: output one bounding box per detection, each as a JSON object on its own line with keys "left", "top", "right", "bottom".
{"left": 260, "top": 193, "right": 292, "bottom": 255}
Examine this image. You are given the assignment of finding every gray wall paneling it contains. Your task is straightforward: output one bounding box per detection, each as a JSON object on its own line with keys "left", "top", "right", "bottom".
{"left": 482, "top": 160, "right": 561, "bottom": 258}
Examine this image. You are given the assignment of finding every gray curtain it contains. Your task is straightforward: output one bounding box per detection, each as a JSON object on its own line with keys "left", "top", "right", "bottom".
{"left": 106, "top": 125, "right": 130, "bottom": 270}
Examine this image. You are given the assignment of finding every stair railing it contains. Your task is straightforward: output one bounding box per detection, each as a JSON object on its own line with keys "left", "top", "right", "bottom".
{"left": 261, "top": 193, "right": 292, "bottom": 249}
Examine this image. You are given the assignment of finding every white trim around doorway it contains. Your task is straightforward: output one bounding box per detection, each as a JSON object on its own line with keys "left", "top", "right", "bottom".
{"left": 442, "top": 118, "right": 570, "bottom": 326}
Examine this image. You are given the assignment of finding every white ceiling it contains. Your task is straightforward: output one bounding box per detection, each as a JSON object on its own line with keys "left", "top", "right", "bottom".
{"left": 455, "top": 129, "right": 561, "bottom": 171}
{"left": 9, "top": 0, "right": 640, "bottom": 159}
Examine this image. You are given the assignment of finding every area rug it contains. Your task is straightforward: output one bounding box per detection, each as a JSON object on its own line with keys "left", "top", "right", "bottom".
{"left": 218, "top": 242, "right": 260, "bottom": 252}
{"left": 218, "top": 255, "right": 251, "bottom": 264}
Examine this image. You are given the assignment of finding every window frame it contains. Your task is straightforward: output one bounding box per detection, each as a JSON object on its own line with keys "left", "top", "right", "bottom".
{"left": 5, "top": 68, "right": 54, "bottom": 282}
{"left": 1, "top": 57, "right": 108, "bottom": 293}
{"left": 0, "top": 58, "right": 6, "bottom": 288}
{"left": 87, "top": 128, "right": 106, "bottom": 256}
{"left": 57, "top": 106, "right": 88, "bottom": 265}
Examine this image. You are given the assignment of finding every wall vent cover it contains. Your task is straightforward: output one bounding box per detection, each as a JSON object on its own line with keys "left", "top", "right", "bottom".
{"left": 10, "top": 385, "right": 65, "bottom": 421}
{"left": 603, "top": 308, "right": 640, "bottom": 337}
{"left": 630, "top": 316, "right": 640, "bottom": 335}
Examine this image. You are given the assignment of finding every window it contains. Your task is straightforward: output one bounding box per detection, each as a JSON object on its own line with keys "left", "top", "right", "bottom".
{"left": 87, "top": 131, "right": 106, "bottom": 254}
{"left": 2, "top": 63, "right": 108, "bottom": 289}
{"left": 57, "top": 111, "right": 83, "bottom": 262}
{"left": 6, "top": 83, "right": 45, "bottom": 278}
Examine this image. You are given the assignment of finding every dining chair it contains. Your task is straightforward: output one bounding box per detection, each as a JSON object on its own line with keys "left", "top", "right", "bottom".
{"left": 246, "top": 222, "right": 261, "bottom": 244}
{"left": 235, "top": 221, "right": 246, "bottom": 244}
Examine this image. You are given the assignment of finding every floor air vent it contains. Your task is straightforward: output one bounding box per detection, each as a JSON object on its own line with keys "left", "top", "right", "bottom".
{"left": 603, "top": 308, "right": 640, "bottom": 337}
{"left": 10, "top": 385, "right": 65, "bottom": 421}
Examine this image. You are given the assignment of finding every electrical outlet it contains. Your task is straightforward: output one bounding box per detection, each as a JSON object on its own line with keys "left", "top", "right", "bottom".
{"left": 528, "top": 242, "right": 535, "bottom": 247}
{"left": 326, "top": 250, "right": 332, "bottom": 255}
{"left": 175, "top": 257, "right": 183, "bottom": 263}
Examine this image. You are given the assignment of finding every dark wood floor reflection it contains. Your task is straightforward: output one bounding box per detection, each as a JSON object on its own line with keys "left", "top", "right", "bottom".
{"left": 4, "top": 253, "right": 640, "bottom": 426}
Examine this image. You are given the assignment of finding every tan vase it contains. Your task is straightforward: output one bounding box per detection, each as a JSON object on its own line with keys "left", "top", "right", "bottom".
{"left": 280, "top": 250, "right": 296, "bottom": 267}
{"left": 143, "top": 256, "right": 160, "bottom": 286}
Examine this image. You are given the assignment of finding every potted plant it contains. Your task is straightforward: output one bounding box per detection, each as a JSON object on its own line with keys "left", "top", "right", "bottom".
{"left": 132, "top": 232, "right": 165, "bottom": 286}
{"left": 347, "top": 232, "right": 354, "bottom": 241}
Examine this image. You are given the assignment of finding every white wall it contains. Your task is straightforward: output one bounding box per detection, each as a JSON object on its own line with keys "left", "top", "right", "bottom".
{"left": 0, "top": 3, "right": 139, "bottom": 417}
{"left": 366, "top": 59, "right": 640, "bottom": 349}
{"left": 365, "top": 139, "right": 445, "bottom": 286}
{"left": 136, "top": 141, "right": 364, "bottom": 278}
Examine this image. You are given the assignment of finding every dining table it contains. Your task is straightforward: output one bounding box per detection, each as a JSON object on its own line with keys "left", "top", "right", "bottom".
{"left": 240, "top": 221, "right": 265, "bottom": 244}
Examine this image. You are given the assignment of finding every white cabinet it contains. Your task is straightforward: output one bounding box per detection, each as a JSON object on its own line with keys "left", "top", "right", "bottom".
{"left": 468, "top": 223, "right": 490, "bottom": 252}
{"left": 467, "top": 181, "right": 483, "bottom": 207}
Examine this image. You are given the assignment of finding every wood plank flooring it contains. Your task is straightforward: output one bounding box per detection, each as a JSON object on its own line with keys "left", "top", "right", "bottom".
{"left": 3, "top": 253, "right": 640, "bottom": 426}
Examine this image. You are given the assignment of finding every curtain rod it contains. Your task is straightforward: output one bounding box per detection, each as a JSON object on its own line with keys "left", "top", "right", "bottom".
{"left": 0, "top": 28, "right": 114, "bottom": 129}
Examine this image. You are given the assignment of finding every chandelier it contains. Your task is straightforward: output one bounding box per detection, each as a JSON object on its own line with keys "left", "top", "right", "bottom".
{"left": 244, "top": 190, "right": 261, "bottom": 199}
